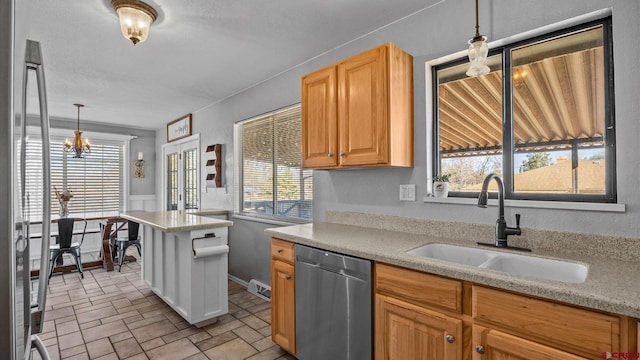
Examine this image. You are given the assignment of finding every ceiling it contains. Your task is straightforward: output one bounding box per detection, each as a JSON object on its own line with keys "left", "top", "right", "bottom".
{"left": 21, "top": 0, "right": 435, "bottom": 130}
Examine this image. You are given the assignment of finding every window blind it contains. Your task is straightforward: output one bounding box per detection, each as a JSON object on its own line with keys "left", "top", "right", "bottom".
{"left": 240, "top": 105, "right": 312, "bottom": 221}
{"left": 24, "top": 134, "right": 124, "bottom": 220}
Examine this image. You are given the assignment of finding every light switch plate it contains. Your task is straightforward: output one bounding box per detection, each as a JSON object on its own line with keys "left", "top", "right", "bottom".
{"left": 399, "top": 184, "right": 416, "bottom": 201}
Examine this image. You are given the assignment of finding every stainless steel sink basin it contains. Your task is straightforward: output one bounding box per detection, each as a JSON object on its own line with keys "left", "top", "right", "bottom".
{"left": 407, "top": 243, "right": 588, "bottom": 283}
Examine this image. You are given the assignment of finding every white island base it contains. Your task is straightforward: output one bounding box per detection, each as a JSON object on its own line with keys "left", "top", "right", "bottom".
{"left": 121, "top": 211, "right": 232, "bottom": 325}
{"left": 142, "top": 227, "right": 228, "bottom": 325}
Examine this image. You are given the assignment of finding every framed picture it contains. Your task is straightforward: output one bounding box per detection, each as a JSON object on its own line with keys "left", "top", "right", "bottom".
{"left": 167, "top": 114, "right": 192, "bottom": 142}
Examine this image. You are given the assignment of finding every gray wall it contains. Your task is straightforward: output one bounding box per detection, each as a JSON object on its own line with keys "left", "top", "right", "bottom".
{"left": 129, "top": 136, "right": 156, "bottom": 196}
{"left": 156, "top": 0, "right": 640, "bottom": 284}
{"left": 228, "top": 219, "right": 274, "bottom": 286}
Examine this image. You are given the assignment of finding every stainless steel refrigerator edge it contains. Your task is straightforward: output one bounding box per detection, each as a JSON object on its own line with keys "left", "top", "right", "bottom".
{"left": 1, "top": 1, "right": 51, "bottom": 358}
{"left": 1, "top": 0, "right": 21, "bottom": 357}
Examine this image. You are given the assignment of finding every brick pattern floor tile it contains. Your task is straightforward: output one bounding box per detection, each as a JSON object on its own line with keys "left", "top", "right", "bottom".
{"left": 32, "top": 259, "right": 290, "bottom": 359}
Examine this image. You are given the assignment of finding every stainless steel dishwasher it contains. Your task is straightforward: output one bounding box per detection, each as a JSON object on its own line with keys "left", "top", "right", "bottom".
{"left": 295, "top": 244, "right": 372, "bottom": 360}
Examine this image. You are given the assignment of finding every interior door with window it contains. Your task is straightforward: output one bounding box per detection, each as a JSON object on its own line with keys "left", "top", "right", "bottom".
{"left": 163, "top": 137, "right": 199, "bottom": 211}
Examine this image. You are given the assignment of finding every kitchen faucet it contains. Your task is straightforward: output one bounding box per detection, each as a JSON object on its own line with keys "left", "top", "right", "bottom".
{"left": 477, "top": 173, "right": 529, "bottom": 251}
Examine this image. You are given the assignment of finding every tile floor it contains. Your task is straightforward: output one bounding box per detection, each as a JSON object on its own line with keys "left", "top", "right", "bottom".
{"left": 35, "top": 259, "right": 296, "bottom": 360}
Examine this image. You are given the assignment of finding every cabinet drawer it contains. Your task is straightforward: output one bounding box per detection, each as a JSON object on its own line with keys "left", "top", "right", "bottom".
{"left": 375, "top": 263, "right": 462, "bottom": 314}
{"left": 473, "top": 285, "right": 620, "bottom": 358}
{"left": 271, "top": 238, "right": 295, "bottom": 263}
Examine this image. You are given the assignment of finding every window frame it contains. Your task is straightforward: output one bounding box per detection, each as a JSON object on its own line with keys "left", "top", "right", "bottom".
{"left": 233, "top": 104, "right": 313, "bottom": 224}
{"left": 161, "top": 134, "right": 200, "bottom": 211}
{"left": 427, "top": 13, "right": 616, "bottom": 203}
{"left": 24, "top": 126, "right": 133, "bottom": 221}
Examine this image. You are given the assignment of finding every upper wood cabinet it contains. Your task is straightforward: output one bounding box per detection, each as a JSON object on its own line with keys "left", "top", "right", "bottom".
{"left": 301, "top": 65, "right": 338, "bottom": 168}
{"left": 301, "top": 42, "right": 414, "bottom": 169}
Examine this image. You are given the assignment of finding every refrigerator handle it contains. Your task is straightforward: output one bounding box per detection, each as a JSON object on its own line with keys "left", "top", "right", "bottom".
{"left": 24, "top": 39, "right": 51, "bottom": 334}
{"left": 31, "top": 335, "right": 50, "bottom": 360}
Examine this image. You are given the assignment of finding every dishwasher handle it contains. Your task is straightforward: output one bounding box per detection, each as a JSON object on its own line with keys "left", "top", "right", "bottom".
{"left": 295, "top": 250, "right": 371, "bottom": 283}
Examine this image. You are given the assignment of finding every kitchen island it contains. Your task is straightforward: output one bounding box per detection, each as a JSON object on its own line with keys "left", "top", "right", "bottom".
{"left": 120, "top": 210, "right": 233, "bottom": 325}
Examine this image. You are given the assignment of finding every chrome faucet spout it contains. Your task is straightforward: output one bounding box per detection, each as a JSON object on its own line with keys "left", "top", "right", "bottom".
{"left": 477, "top": 173, "right": 521, "bottom": 247}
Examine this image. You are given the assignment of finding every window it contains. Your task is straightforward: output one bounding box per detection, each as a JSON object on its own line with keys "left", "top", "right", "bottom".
{"left": 162, "top": 137, "right": 199, "bottom": 211}
{"left": 24, "top": 131, "right": 124, "bottom": 220}
{"left": 431, "top": 17, "right": 615, "bottom": 202}
{"left": 236, "top": 105, "right": 313, "bottom": 221}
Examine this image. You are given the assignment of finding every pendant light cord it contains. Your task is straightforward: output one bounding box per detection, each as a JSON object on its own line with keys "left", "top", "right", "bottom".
{"left": 474, "top": 0, "right": 480, "bottom": 38}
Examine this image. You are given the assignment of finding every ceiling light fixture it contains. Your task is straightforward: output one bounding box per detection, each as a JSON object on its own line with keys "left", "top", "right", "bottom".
{"left": 111, "top": 0, "right": 158, "bottom": 45}
{"left": 466, "top": 0, "right": 490, "bottom": 77}
{"left": 64, "top": 104, "right": 91, "bottom": 158}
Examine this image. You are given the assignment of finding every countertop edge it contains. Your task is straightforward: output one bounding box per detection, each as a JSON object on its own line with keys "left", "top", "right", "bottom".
{"left": 265, "top": 225, "right": 640, "bottom": 319}
{"left": 121, "top": 211, "right": 233, "bottom": 233}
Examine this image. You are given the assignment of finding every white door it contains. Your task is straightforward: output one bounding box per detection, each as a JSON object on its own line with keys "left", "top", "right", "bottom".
{"left": 163, "top": 136, "right": 199, "bottom": 211}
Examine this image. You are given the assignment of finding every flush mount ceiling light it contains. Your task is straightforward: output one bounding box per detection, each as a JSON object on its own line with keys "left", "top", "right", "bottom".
{"left": 466, "top": 0, "right": 490, "bottom": 77}
{"left": 64, "top": 104, "right": 91, "bottom": 158}
{"left": 111, "top": 0, "right": 158, "bottom": 45}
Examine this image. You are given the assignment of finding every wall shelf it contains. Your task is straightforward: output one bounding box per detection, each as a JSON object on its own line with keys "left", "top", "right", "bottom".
{"left": 205, "top": 144, "right": 222, "bottom": 188}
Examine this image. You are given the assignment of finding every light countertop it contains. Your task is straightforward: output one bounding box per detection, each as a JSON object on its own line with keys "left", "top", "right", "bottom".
{"left": 266, "top": 222, "right": 640, "bottom": 318}
{"left": 187, "top": 209, "right": 230, "bottom": 216}
{"left": 121, "top": 210, "right": 233, "bottom": 232}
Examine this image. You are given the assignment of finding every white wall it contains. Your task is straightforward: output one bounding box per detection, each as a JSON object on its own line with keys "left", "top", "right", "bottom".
{"left": 156, "top": 0, "right": 640, "bottom": 283}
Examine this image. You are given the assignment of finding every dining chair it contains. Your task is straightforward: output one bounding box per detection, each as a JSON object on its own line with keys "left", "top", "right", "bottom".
{"left": 49, "top": 217, "right": 87, "bottom": 282}
{"left": 111, "top": 218, "right": 142, "bottom": 272}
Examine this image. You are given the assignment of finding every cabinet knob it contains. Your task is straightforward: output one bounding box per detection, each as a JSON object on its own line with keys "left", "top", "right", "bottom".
{"left": 445, "top": 335, "right": 455, "bottom": 343}
{"left": 475, "top": 345, "right": 485, "bottom": 354}
{"left": 285, "top": 275, "right": 291, "bottom": 280}
{"left": 277, "top": 249, "right": 283, "bottom": 253}
{"left": 339, "top": 152, "right": 346, "bottom": 157}
{"left": 328, "top": 152, "right": 334, "bottom": 157}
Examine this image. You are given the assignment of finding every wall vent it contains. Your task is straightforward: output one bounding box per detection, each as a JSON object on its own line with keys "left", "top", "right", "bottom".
{"left": 248, "top": 279, "right": 271, "bottom": 301}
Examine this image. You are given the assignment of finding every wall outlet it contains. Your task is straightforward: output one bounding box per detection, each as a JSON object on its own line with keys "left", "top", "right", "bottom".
{"left": 399, "top": 184, "right": 416, "bottom": 201}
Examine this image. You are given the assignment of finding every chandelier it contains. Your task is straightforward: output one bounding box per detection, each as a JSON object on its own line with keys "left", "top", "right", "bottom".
{"left": 466, "top": 0, "right": 490, "bottom": 77}
{"left": 111, "top": 0, "right": 158, "bottom": 45}
{"left": 64, "top": 104, "right": 91, "bottom": 158}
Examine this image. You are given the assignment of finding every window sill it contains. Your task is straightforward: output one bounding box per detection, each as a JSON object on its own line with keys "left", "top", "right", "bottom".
{"left": 231, "top": 214, "right": 311, "bottom": 227}
{"left": 422, "top": 196, "right": 625, "bottom": 213}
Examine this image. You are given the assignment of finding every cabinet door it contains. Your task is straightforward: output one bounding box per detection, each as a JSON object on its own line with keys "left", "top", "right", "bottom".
{"left": 472, "top": 325, "right": 588, "bottom": 360}
{"left": 375, "top": 294, "right": 462, "bottom": 360}
{"left": 302, "top": 65, "right": 338, "bottom": 168}
{"left": 271, "top": 259, "right": 296, "bottom": 355}
{"left": 338, "top": 45, "right": 388, "bottom": 166}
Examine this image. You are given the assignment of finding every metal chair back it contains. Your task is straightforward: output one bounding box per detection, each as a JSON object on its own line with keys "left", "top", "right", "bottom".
{"left": 128, "top": 221, "right": 140, "bottom": 240}
{"left": 57, "top": 218, "right": 87, "bottom": 249}
{"left": 57, "top": 218, "right": 75, "bottom": 249}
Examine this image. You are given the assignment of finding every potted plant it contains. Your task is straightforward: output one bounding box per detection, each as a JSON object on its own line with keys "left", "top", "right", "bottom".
{"left": 432, "top": 174, "right": 450, "bottom": 198}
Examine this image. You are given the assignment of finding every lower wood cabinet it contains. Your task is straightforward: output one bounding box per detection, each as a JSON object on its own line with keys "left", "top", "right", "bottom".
{"left": 374, "top": 262, "right": 637, "bottom": 360}
{"left": 375, "top": 293, "right": 462, "bottom": 360}
{"left": 472, "top": 325, "right": 587, "bottom": 360}
{"left": 270, "top": 239, "right": 296, "bottom": 355}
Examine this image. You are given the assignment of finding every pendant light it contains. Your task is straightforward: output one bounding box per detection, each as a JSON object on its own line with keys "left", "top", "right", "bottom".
{"left": 111, "top": 0, "right": 158, "bottom": 45}
{"left": 64, "top": 104, "right": 91, "bottom": 158}
{"left": 466, "top": 0, "right": 490, "bottom": 77}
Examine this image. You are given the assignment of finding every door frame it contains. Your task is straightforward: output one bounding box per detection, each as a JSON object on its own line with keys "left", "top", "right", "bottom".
{"left": 161, "top": 133, "right": 200, "bottom": 211}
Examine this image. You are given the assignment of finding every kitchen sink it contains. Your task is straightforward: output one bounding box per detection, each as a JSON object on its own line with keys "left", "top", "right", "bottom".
{"left": 408, "top": 243, "right": 494, "bottom": 267}
{"left": 407, "top": 243, "right": 588, "bottom": 283}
